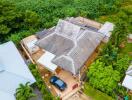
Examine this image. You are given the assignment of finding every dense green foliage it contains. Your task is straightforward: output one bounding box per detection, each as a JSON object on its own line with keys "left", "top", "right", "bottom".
{"left": 115, "top": 55, "right": 130, "bottom": 75}
{"left": 0, "top": 0, "right": 42, "bottom": 43}
{"left": 16, "top": 82, "right": 36, "bottom": 100}
{"left": 87, "top": 54, "right": 130, "bottom": 96}
{"left": 100, "top": 43, "right": 118, "bottom": 65}
{"left": 87, "top": 0, "right": 131, "bottom": 98}
{"left": 0, "top": 0, "right": 20, "bottom": 41}
{"left": 0, "top": 0, "right": 122, "bottom": 44}
{"left": 87, "top": 60, "right": 120, "bottom": 95}
{"left": 1, "top": 0, "right": 131, "bottom": 99}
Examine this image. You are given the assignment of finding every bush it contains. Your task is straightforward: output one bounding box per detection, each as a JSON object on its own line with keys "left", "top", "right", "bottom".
{"left": 16, "top": 82, "right": 36, "bottom": 100}
{"left": 122, "top": 5, "right": 132, "bottom": 15}
{"left": 115, "top": 55, "right": 130, "bottom": 77}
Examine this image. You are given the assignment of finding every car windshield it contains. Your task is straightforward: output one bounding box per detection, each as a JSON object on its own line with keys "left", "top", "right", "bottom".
{"left": 50, "top": 78, "right": 54, "bottom": 82}
{"left": 55, "top": 80, "right": 64, "bottom": 86}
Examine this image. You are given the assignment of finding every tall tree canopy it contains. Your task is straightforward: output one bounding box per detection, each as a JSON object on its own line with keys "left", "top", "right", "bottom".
{"left": 0, "top": 0, "right": 41, "bottom": 43}
{"left": 0, "top": 0, "right": 21, "bottom": 40}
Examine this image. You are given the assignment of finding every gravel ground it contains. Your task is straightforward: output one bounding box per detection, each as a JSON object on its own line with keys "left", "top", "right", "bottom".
{"left": 30, "top": 87, "right": 43, "bottom": 100}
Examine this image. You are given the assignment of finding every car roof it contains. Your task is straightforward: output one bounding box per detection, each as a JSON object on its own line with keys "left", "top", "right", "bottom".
{"left": 55, "top": 80, "right": 64, "bottom": 86}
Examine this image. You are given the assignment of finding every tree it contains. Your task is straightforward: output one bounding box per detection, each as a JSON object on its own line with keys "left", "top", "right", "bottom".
{"left": 0, "top": 0, "right": 22, "bottom": 41}
{"left": 16, "top": 82, "right": 36, "bottom": 100}
{"left": 87, "top": 59, "right": 120, "bottom": 95}
{"left": 23, "top": 10, "right": 41, "bottom": 29}
{"left": 111, "top": 12, "right": 129, "bottom": 47}
{"left": 0, "top": 0, "right": 42, "bottom": 43}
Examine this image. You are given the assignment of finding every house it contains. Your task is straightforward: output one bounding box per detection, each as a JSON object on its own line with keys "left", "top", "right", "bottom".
{"left": 122, "top": 65, "right": 132, "bottom": 91}
{"left": 36, "top": 17, "right": 114, "bottom": 75}
{"left": 0, "top": 41, "right": 36, "bottom": 100}
{"left": 20, "top": 17, "right": 114, "bottom": 98}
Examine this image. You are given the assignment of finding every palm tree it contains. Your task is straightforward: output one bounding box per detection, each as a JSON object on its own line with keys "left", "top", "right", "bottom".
{"left": 16, "top": 82, "right": 36, "bottom": 100}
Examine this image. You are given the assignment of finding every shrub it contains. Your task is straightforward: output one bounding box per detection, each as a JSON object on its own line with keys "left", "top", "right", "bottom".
{"left": 7, "top": 31, "right": 33, "bottom": 45}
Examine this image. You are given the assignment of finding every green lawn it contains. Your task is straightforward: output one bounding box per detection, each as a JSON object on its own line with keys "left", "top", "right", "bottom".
{"left": 83, "top": 83, "right": 114, "bottom": 100}
{"left": 120, "top": 43, "right": 132, "bottom": 59}
{"left": 131, "top": 95, "right": 132, "bottom": 100}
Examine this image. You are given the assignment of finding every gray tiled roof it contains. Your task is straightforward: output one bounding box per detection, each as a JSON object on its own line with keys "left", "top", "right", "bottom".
{"left": 36, "top": 27, "right": 55, "bottom": 39}
{"left": 37, "top": 33, "right": 75, "bottom": 56}
{"left": 36, "top": 18, "right": 104, "bottom": 75}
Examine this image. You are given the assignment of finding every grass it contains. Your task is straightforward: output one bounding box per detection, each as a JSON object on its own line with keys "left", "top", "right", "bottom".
{"left": 120, "top": 43, "right": 132, "bottom": 59}
{"left": 131, "top": 95, "right": 132, "bottom": 100}
{"left": 83, "top": 83, "right": 114, "bottom": 100}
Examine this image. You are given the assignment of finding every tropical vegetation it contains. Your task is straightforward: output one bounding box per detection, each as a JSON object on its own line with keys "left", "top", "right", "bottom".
{"left": 0, "top": 0, "right": 122, "bottom": 44}
{"left": 16, "top": 82, "right": 36, "bottom": 100}
{"left": 28, "top": 64, "right": 56, "bottom": 100}
{"left": 1, "top": 0, "right": 131, "bottom": 99}
{"left": 86, "top": 0, "right": 131, "bottom": 99}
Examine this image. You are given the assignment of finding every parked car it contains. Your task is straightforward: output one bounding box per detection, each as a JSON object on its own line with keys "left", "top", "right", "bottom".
{"left": 50, "top": 76, "right": 67, "bottom": 91}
